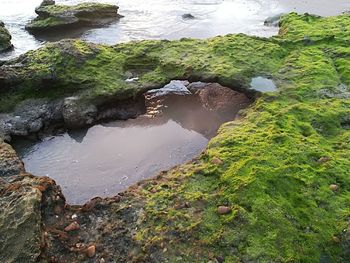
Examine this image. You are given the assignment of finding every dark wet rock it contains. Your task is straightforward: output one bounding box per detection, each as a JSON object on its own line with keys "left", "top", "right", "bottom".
{"left": 187, "top": 81, "right": 209, "bottom": 92}
{"left": 0, "top": 99, "right": 63, "bottom": 140}
{"left": 0, "top": 94, "right": 145, "bottom": 140}
{"left": 0, "top": 21, "right": 13, "bottom": 53}
{"left": 62, "top": 97, "right": 97, "bottom": 129}
{"left": 26, "top": 2, "right": 121, "bottom": 34}
{"left": 264, "top": 13, "right": 284, "bottom": 27}
{"left": 182, "top": 13, "right": 195, "bottom": 20}
{"left": 194, "top": 83, "right": 251, "bottom": 113}
{"left": 146, "top": 80, "right": 191, "bottom": 99}
{"left": 39, "top": 0, "right": 55, "bottom": 7}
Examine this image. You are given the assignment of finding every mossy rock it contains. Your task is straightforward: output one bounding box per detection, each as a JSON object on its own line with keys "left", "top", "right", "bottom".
{"left": 0, "top": 21, "right": 13, "bottom": 53}
{"left": 25, "top": 1, "right": 121, "bottom": 33}
{"left": 1, "top": 12, "right": 350, "bottom": 262}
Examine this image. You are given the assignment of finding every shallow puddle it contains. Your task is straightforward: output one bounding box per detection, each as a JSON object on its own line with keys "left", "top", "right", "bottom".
{"left": 250, "top": 76, "right": 277, "bottom": 92}
{"left": 14, "top": 82, "right": 251, "bottom": 204}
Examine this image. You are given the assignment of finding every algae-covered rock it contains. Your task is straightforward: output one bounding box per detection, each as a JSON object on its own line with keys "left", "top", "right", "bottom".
{"left": 25, "top": 1, "right": 121, "bottom": 34}
{"left": 0, "top": 177, "right": 42, "bottom": 262}
{"left": 0, "top": 169, "right": 66, "bottom": 263}
{"left": 0, "top": 21, "right": 13, "bottom": 53}
{"left": 0, "top": 140, "right": 24, "bottom": 177}
{"left": 0, "top": 12, "right": 350, "bottom": 262}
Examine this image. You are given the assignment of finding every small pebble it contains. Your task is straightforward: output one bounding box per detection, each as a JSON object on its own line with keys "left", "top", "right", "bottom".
{"left": 211, "top": 157, "right": 223, "bottom": 165}
{"left": 64, "top": 221, "right": 80, "bottom": 232}
{"left": 217, "top": 206, "right": 231, "bottom": 215}
{"left": 332, "top": 236, "right": 341, "bottom": 243}
{"left": 53, "top": 205, "right": 62, "bottom": 215}
{"left": 329, "top": 184, "right": 339, "bottom": 191}
{"left": 318, "top": 156, "right": 331, "bottom": 163}
{"left": 86, "top": 245, "right": 96, "bottom": 258}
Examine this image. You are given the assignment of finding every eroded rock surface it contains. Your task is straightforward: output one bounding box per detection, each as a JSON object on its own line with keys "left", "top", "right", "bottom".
{"left": 0, "top": 139, "right": 24, "bottom": 177}
{"left": 0, "top": 174, "right": 64, "bottom": 262}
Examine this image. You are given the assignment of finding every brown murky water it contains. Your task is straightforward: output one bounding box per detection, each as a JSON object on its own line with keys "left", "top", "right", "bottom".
{"left": 14, "top": 82, "right": 251, "bottom": 204}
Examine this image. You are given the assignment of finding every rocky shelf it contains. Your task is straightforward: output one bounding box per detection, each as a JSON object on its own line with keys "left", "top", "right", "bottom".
{"left": 0, "top": 12, "right": 350, "bottom": 262}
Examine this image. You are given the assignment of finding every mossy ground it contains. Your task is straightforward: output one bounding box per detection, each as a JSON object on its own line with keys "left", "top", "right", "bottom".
{"left": 2, "top": 12, "right": 350, "bottom": 262}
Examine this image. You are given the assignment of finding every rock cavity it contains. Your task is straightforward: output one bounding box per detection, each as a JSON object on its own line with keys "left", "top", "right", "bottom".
{"left": 13, "top": 81, "right": 251, "bottom": 204}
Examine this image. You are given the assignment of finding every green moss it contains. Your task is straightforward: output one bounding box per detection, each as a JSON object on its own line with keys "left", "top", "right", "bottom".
{"left": 278, "top": 12, "right": 350, "bottom": 43}
{"left": 0, "top": 35, "right": 287, "bottom": 110}
{"left": 41, "top": 2, "right": 116, "bottom": 14}
{"left": 2, "top": 12, "right": 350, "bottom": 262}
{"left": 29, "top": 16, "right": 69, "bottom": 28}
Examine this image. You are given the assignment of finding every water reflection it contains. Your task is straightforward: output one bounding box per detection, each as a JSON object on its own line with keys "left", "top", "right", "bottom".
{"left": 13, "top": 83, "right": 250, "bottom": 204}
{"left": 250, "top": 76, "right": 277, "bottom": 92}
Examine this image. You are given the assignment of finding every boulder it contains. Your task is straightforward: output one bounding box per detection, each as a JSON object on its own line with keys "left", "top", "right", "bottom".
{"left": 62, "top": 97, "right": 97, "bottom": 129}
{"left": 264, "top": 13, "right": 284, "bottom": 27}
{"left": 0, "top": 176, "right": 42, "bottom": 262}
{"left": 1, "top": 172, "right": 66, "bottom": 263}
{"left": 0, "top": 21, "right": 13, "bottom": 53}
{"left": 26, "top": 2, "right": 121, "bottom": 34}
{"left": 182, "top": 13, "right": 195, "bottom": 20}
{"left": 0, "top": 140, "right": 24, "bottom": 177}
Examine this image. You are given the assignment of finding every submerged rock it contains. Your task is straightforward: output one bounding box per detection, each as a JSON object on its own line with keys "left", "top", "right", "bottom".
{"left": 146, "top": 80, "right": 191, "bottom": 99}
{"left": 0, "top": 21, "right": 13, "bottom": 53}
{"left": 264, "top": 13, "right": 284, "bottom": 27}
{"left": 25, "top": 1, "right": 121, "bottom": 34}
{"left": 182, "top": 13, "right": 195, "bottom": 20}
{"left": 217, "top": 206, "right": 231, "bottom": 215}
{"left": 39, "top": 0, "right": 55, "bottom": 7}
